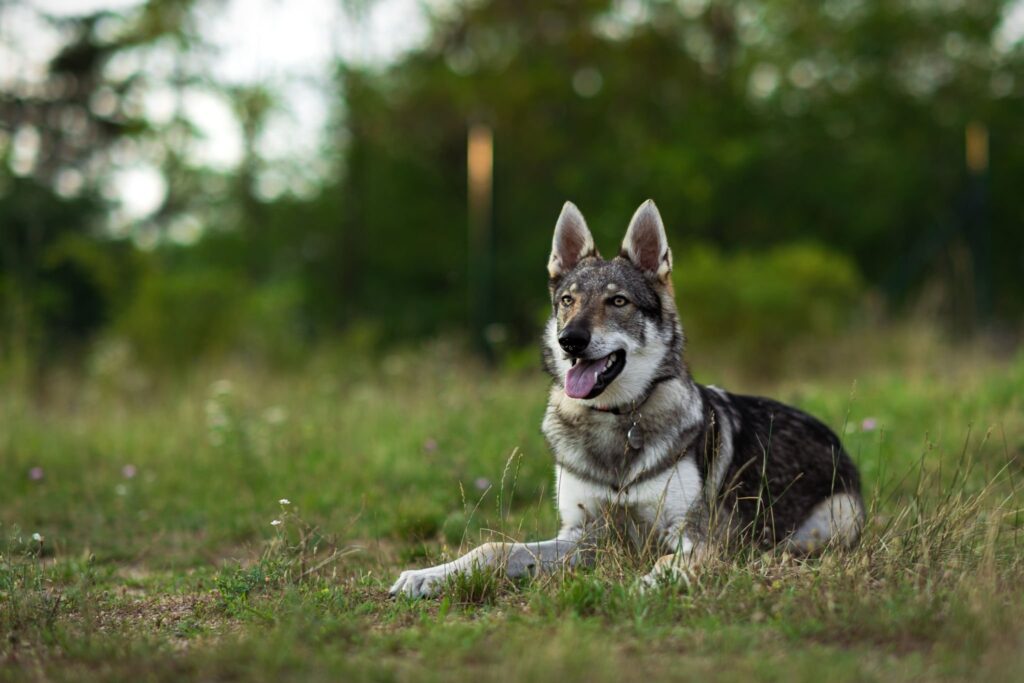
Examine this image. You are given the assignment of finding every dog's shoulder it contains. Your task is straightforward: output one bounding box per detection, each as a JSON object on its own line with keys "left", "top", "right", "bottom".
{"left": 703, "top": 385, "right": 861, "bottom": 499}
{"left": 707, "top": 387, "right": 844, "bottom": 453}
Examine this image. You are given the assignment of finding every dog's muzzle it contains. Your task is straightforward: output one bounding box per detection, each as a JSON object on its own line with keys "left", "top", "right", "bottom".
{"left": 565, "top": 350, "right": 626, "bottom": 399}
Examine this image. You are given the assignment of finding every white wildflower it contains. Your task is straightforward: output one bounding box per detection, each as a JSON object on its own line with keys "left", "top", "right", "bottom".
{"left": 279, "top": 498, "right": 291, "bottom": 506}
{"left": 263, "top": 406, "right": 288, "bottom": 425}
{"left": 271, "top": 519, "right": 283, "bottom": 527}
{"left": 32, "top": 532, "right": 43, "bottom": 542}
{"left": 210, "top": 379, "right": 234, "bottom": 396}
{"left": 205, "top": 399, "right": 228, "bottom": 429}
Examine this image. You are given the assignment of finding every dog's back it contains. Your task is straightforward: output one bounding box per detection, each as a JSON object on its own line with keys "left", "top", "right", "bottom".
{"left": 699, "top": 385, "right": 863, "bottom": 551}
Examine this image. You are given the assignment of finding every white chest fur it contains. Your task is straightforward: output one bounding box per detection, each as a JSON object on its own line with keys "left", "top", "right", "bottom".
{"left": 554, "top": 459, "right": 703, "bottom": 542}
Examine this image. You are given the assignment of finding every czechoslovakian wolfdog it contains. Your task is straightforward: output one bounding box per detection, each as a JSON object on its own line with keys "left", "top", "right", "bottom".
{"left": 391, "top": 200, "right": 864, "bottom": 598}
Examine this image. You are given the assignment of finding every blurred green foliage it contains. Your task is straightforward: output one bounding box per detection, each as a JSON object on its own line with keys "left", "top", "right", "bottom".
{"left": 118, "top": 267, "right": 245, "bottom": 366}
{"left": 674, "top": 242, "right": 862, "bottom": 361}
{"left": 2, "top": 0, "right": 1023, "bottom": 369}
{"left": 0, "top": 177, "right": 139, "bottom": 359}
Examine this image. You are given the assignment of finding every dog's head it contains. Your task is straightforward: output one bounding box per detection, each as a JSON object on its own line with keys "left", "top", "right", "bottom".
{"left": 542, "top": 200, "right": 683, "bottom": 406}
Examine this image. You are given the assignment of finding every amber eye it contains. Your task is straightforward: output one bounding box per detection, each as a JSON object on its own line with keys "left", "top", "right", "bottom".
{"left": 610, "top": 295, "right": 628, "bottom": 307}
{"left": 560, "top": 295, "right": 573, "bottom": 307}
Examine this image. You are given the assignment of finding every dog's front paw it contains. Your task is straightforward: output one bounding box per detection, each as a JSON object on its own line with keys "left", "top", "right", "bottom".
{"left": 389, "top": 566, "right": 450, "bottom": 599}
{"left": 636, "top": 553, "right": 695, "bottom": 593}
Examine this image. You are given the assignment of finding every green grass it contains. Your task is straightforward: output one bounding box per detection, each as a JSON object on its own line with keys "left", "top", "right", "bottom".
{"left": 2, "top": 335, "right": 1023, "bottom": 682}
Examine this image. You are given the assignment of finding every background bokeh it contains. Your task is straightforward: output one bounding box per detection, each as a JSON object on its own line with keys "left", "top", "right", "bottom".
{"left": 2, "top": 0, "right": 1023, "bottom": 377}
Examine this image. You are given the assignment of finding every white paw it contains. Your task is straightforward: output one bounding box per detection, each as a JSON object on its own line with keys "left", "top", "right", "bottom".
{"left": 389, "top": 565, "right": 450, "bottom": 599}
{"left": 636, "top": 561, "right": 693, "bottom": 594}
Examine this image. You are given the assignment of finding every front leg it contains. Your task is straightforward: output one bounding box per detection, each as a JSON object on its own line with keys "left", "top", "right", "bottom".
{"left": 389, "top": 529, "right": 588, "bottom": 599}
{"left": 632, "top": 457, "right": 710, "bottom": 590}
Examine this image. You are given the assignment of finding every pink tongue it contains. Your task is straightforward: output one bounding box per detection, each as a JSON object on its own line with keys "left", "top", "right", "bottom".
{"left": 565, "top": 355, "right": 610, "bottom": 399}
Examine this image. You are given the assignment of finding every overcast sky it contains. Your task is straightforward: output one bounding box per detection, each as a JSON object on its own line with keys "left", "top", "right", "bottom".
{"left": 1, "top": 0, "right": 429, "bottom": 223}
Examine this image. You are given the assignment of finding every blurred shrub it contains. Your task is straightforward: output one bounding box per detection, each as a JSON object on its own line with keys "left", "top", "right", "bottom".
{"left": 0, "top": 176, "right": 137, "bottom": 363}
{"left": 116, "top": 269, "right": 313, "bottom": 369}
{"left": 234, "top": 279, "right": 309, "bottom": 366}
{"left": 117, "top": 269, "right": 246, "bottom": 367}
{"left": 109, "top": 240, "right": 862, "bottom": 372}
{"left": 673, "top": 243, "right": 864, "bottom": 367}
{"left": 32, "top": 231, "right": 135, "bottom": 342}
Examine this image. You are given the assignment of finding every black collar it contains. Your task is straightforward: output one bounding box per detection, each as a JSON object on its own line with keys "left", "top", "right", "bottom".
{"left": 588, "top": 375, "right": 677, "bottom": 415}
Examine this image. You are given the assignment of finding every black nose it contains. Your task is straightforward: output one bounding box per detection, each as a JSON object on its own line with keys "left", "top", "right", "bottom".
{"left": 558, "top": 327, "right": 591, "bottom": 356}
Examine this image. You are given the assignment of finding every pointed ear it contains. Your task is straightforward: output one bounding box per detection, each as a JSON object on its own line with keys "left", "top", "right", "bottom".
{"left": 621, "top": 199, "right": 672, "bottom": 281}
{"left": 548, "top": 201, "right": 598, "bottom": 280}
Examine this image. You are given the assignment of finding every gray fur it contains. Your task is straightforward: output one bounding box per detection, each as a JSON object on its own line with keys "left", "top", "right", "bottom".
{"left": 390, "top": 536, "right": 593, "bottom": 598}
{"left": 541, "top": 201, "right": 863, "bottom": 555}
{"left": 390, "top": 200, "right": 864, "bottom": 599}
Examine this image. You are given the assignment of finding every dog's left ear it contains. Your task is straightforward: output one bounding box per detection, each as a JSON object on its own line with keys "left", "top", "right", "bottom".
{"left": 621, "top": 199, "right": 672, "bottom": 281}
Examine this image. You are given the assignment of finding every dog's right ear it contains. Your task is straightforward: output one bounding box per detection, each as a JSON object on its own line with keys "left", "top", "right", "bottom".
{"left": 548, "top": 201, "right": 598, "bottom": 280}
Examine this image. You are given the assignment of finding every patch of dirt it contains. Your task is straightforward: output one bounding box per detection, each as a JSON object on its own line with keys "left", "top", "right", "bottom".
{"left": 805, "top": 629, "right": 937, "bottom": 656}
{"left": 88, "top": 592, "right": 232, "bottom": 650}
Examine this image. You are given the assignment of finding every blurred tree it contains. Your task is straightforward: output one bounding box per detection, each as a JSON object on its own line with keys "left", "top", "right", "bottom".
{"left": 743, "top": 0, "right": 1024, "bottom": 326}
{"left": 322, "top": 0, "right": 1024, "bottom": 344}
{"left": 0, "top": 0, "right": 214, "bottom": 365}
{"left": 5, "top": 0, "right": 1024, "bottom": 367}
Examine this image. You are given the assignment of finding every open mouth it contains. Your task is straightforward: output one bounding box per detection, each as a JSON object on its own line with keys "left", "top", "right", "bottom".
{"left": 565, "top": 350, "right": 626, "bottom": 399}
